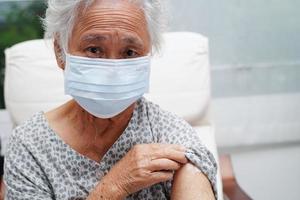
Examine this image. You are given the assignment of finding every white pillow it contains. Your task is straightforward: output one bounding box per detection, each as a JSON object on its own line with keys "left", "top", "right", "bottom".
{"left": 145, "top": 32, "right": 211, "bottom": 124}
{"left": 5, "top": 39, "right": 71, "bottom": 125}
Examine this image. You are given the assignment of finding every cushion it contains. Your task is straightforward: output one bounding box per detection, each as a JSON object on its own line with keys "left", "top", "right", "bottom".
{"left": 146, "top": 32, "right": 210, "bottom": 124}
{"left": 4, "top": 40, "right": 71, "bottom": 125}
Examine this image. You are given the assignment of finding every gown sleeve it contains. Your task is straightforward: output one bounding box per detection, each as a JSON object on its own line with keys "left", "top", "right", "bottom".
{"left": 147, "top": 102, "right": 218, "bottom": 199}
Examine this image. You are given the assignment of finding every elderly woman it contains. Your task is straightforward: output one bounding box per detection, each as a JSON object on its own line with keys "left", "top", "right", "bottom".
{"left": 4, "top": 0, "right": 217, "bottom": 199}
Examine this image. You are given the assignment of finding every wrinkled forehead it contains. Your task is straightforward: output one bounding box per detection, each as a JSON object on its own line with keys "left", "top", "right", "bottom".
{"left": 71, "top": 0, "right": 150, "bottom": 44}
{"left": 81, "top": 0, "right": 146, "bottom": 23}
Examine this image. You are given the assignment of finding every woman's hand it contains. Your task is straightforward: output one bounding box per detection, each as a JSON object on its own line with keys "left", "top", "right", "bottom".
{"left": 92, "top": 144, "right": 188, "bottom": 199}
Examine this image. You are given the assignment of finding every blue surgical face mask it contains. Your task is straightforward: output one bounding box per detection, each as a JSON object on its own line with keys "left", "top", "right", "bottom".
{"left": 64, "top": 54, "right": 151, "bottom": 118}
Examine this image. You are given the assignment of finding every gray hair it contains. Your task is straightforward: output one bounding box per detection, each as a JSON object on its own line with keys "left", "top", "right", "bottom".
{"left": 43, "top": 0, "right": 167, "bottom": 58}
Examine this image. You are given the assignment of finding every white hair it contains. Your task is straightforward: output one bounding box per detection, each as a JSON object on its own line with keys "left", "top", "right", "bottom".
{"left": 43, "top": 0, "right": 167, "bottom": 58}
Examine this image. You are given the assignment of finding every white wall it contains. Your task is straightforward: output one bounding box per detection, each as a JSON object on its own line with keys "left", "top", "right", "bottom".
{"left": 168, "top": 0, "right": 300, "bottom": 147}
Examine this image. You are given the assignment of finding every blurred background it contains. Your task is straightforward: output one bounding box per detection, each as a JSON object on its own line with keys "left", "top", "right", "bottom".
{"left": 0, "top": 0, "right": 45, "bottom": 108}
{"left": 169, "top": 1, "right": 300, "bottom": 199}
{"left": 0, "top": 0, "right": 299, "bottom": 199}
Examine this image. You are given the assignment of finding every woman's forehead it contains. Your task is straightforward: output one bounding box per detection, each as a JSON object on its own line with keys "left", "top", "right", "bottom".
{"left": 74, "top": 0, "right": 148, "bottom": 38}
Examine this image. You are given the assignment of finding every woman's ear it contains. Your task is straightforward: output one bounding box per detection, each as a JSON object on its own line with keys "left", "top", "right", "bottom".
{"left": 53, "top": 38, "right": 65, "bottom": 70}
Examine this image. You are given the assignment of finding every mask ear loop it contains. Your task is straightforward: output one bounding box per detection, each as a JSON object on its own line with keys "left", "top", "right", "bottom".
{"left": 149, "top": 48, "right": 154, "bottom": 57}
{"left": 53, "top": 33, "right": 67, "bottom": 65}
{"left": 61, "top": 45, "right": 68, "bottom": 61}
{"left": 61, "top": 45, "right": 71, "bottom": 73}
{"left": 54, "top": 42, "right": 67, "bottom": 69}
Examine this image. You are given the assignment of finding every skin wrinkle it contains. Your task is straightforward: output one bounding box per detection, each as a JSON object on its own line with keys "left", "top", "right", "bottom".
{"left": 87, "top": 9, "right": 147, "bottom": 22}
{"left": 88, "top": 5, "right": 147, "bottom": 20}
{"left": 79, "top": 33, "right": 144, "bottom": 47}
{"left": 70, "top": 2, "right": 150, "bottom": 56}
{"left": 79, "top": 33, "right": 145, "bottom": 54}
{"left": 76, "top": 16, "right": 146, "bottom": 41}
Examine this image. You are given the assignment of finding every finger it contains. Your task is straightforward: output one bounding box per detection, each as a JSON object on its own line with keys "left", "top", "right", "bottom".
{"left": 148, "top": 158, "right": 182, "bottom": 171}
{"left": 149, "top": 171, "right": 174, "bottom": 185}
{"left": 151, "top": 148, "right": 188, "bottom": 164}
{"left": 150, "top": 143, "right": 186, "bottom": 152}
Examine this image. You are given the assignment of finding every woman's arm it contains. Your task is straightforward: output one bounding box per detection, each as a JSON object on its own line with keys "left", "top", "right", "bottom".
{"left": 171, "top": 163, "right": 215, "bottom": 200}
{"left": 87, "top": 144, "right": 188, "bottom": 200}
{"left": 86, "top": 177, "right": 125, "bottom": 200}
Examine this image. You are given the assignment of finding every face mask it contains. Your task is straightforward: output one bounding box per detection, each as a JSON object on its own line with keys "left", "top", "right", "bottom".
{"left": 64, "top": 54, "right": 151, "bottom": 118}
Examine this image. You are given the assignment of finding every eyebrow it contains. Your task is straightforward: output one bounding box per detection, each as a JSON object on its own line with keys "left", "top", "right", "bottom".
{"left": 80, "top": 34, "right": 108, "bottom": 43}
{"left": 121, "top": 37, "right": 144, "bottom": 49}
{"left": 80, "top": 34, "right": 145, "bottom": 49}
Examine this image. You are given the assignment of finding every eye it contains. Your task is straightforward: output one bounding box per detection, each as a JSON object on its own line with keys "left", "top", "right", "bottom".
{"left": 85, "top": 47, "right": 104, "bottom": 58}
{"left": 124, "top": 49, "right": 139, "bottom": 58}
{"left": 89, "top": 47, "right": 100, "bottom": 54}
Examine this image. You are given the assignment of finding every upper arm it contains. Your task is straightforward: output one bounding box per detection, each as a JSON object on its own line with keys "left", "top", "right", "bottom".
{"left": 4, "top": 132, "right": 54, "bottom": 200}
{"left": 171, "top": 163, "right": 215, "bottom": 200}
{"left": 148, "top": 105, "right": 218, "bottom": 198}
